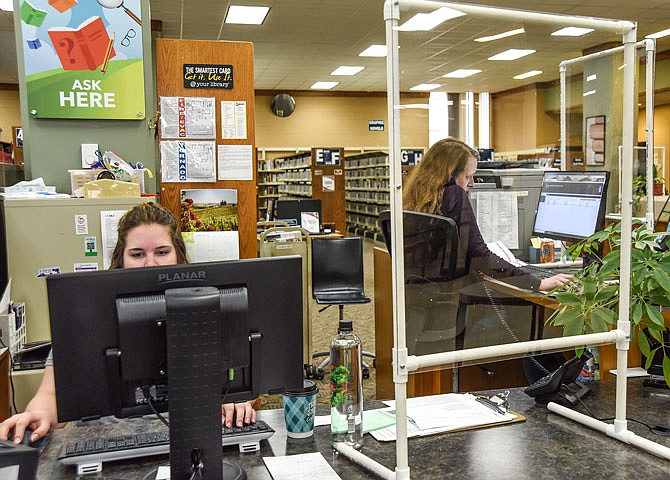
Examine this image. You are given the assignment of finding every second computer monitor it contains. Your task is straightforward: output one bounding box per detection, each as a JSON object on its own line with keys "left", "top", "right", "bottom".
{"left": 276, "top": 199, "right": 322, "bottom": 233}
{"left": 532, "top": 171, "right": 610, "bottom": 243}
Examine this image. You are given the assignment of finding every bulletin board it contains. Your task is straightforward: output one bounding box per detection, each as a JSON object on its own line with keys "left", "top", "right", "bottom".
{"left": 155, "top": 39, "right": 257, "bottom": 259}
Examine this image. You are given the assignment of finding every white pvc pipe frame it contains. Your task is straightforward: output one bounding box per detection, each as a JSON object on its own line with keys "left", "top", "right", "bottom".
{"left": 328, "top": 2, "right": 670, "bottom": 479}
{"left": 560, "top": 39, "right": 656, "bottom": 228}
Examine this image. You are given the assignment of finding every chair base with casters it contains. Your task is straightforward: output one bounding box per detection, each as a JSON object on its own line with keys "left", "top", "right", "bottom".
{"left": 305, "top": 304, "right": 375, "bottom": 380}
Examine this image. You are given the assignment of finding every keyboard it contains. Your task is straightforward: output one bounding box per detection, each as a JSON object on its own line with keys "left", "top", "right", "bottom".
{"left": 520, "top": 263, "right": 580, "bottom": 279}
{"left": 519, "top": 264, "right": 558, "bottom": 279}
{"left": 58, "top": 420, "right": 274, "bottom": 466}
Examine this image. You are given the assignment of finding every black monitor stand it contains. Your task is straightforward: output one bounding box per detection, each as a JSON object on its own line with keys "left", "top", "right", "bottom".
{"left": 139, "top": 287, "right": 247, "bottom": 480}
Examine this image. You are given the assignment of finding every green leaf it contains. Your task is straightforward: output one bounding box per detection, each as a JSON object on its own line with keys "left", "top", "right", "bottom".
{"left": 637, "top": 332, "right": 651, "bottom": 360}
{"left": 564, "top": 314, "right": 585, "bottom": 337}
{"left": 664, "top": 355, "right": 670, "bottom": 388}
{"left": 647, "top": 326, "right": 665, "bottom": 344}
{"left": 594, "top": 285, "right": 618, "bottom": 303}
{"left": 551, "top": 308, "right": 580, "bottom": 327}
{"left": 554, "top": 292, "right": 583, "bottom": 307}
{"left": 653, "top": 267, "right": 670, "bottom": 291}
{"left": 589, "top": 308, "right": 610, "bottom": 332}
{"left": 645, "top": 347, "right": 659, "bottom": 370}
{"left": 630, "top": 300, "right": 643, "bottom": 324}
{"left": 644, "top": 303, "right": 665, "bottom": 329}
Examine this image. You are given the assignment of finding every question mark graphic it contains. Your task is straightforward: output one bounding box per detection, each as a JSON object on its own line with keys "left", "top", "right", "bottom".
{"left": 60, "top": 38, "right": 76, "bottom": 64}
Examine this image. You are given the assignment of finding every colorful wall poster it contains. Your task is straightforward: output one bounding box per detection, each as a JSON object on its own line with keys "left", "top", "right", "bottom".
{"left": 19, "top": 0, "right": 145, "bottom": 119}
{"left": 180, "top": 189, "right": 239, "bottom": 232}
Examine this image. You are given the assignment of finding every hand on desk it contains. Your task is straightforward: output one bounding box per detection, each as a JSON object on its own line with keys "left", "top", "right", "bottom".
{"left": 221, "top": 401, "right": 256, "bottom": 427}
{"left": 0, "top": 410, "right": 52, "bottom": 444}
{"left": 539, "top": 273, "right": 573, "bottom": 292}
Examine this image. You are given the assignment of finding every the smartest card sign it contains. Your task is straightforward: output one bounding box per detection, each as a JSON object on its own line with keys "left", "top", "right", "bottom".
{"left": 314, "top": 148, "right": 341, "bottom": 166}
{"left": 368, "top": 120, "right": 384, "bottom": 131}
{"left": 401, "top": 149, "right": 423, "bottom": 166}
{"left": 19, "top": 0, "right": 145, "bottom": 119}
{"left": 184, "top": 64, "right": 233, "bottom": 89}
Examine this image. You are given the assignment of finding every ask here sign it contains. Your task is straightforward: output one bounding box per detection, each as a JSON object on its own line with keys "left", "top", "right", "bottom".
{"left": 19, "top": 0, "right": 145, "bottom": 120}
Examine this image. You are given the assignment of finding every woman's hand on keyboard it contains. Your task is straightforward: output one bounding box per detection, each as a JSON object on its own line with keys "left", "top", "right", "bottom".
{"left": 539, "top": 273, "right": 573, "bottom": 292}
{"left": 221, "top": 401, "right": 256, "bottom": 428}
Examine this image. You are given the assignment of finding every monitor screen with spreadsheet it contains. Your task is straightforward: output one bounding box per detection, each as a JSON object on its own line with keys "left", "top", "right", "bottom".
{"left": 532, "top": 171, "right": 610, "bottom": 243}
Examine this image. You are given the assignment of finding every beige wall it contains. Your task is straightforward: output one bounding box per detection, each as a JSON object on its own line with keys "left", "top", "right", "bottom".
{"left": 492, "top": 88, "right": 538, "bottom": 151}
{"left": 0, "top": 89, "right": 21, "bottom": 145}
{"left": 255, "top": 94, "right": 428, "bottom": 150}
{"left": 638, "top": 103, "right": 670, "bottom": 185}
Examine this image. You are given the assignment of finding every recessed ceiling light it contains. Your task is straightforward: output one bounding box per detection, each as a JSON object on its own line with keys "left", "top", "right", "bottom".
{"left": 225, "top": 5, "right": 270, "bottom": 25}
{"left": 586, "top": 74, "right": 597, "bottom": 82}
{"left": 474, "top": 28, "right": 525, "bottom": 43}
{"left": 311, "top": 81, "right": 339, "bottom": 90}
{"left": 0, "top": 0, "right": 13, "bottom": 11}
{"left": 513, "top": 70, "right": 542, "bottom": 80}
{"left": 583, "top": 90, "right": 596, "bottom": 97}
{"left": 397, "top": 7, "right": 465, "bottom": 32}
{"left": 331, "top": 66, "right": 365, "bottom": 76}
{"left": 359, "top": 45, "right": 387, "bottom": 57}
{"left": 488, "top": 49, "right": 535, "bottom": 61}
{"left": 646, "top": 28, "right": 670, "bottom": 39}
{"left": 551, "top": 27, "right": 594, "bottom": 37}
{"left": 410, "top": 84, "right": 441, "bottom": 91}
{"left": 443, "top": 69, "right": 481, "bottom": 78}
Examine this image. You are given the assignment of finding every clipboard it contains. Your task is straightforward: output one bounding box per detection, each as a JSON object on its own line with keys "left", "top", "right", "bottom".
{"left": 370, "top": 393, "right": 526, "bottom": 442}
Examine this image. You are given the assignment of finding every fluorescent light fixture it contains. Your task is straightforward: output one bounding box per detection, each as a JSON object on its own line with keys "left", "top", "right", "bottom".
{"left": 310, "top": 81, "right": 338, "bottom": 90}
{"left": 410, "top": 84, "right": 441, "bottom": 91}
{"left": 583, "top": 89, "right": 596, "bottom": 97}
{"left": 0, "top": 0, "right": 13, "bottom": 11}
{"left": 551, "top": 27, "right": 594, "bottom": 37}
{"left": 397, "top": 7, "right": 465, "bottom": 32}
{"left": 488, "top": 49, "right": 535, "bottom": 61}
{"left": 474, "top": 28, "right": 525, "bottom": 42}
{"left": 225, "top": 5, "right": 270, "bottom": 25}
{"left": 443, "top": 69, "right": 481, "bottom": 78}
{"left": 586, "top": 74, "right": 597, "bottom": 82}
{"left": 513, "top": 70, "right": 542, "bottom": 80}
{"left": 331, "top": 66, "right": 364, "bottom": 76}
{"left": 646, "top": 28, "right": 670, "bottom": 39}
{"left": 359, "top": 45, "right": 387, "bottom": 57}
{"left": 396, "top": 104, "right": 430, "bottom": 110}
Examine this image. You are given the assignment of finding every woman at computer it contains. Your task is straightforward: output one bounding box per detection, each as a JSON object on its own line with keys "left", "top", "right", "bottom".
{"left": 403, "top": 137, "right": 572, "bottom": 291}
{"left": 0, "top": 202, "right": 256, "bottom": 445}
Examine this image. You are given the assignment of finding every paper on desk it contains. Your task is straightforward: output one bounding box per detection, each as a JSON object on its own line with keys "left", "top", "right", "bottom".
{"left": 373, "top": 393, "right": 516, "bottom": 442}
{"left": 487, "top": 241, "right": 526, "bottom": 267}
{"left": 609, "top": 367, "right": 649, "bottom": 377}
{"left": 263, "top": 452, "right": 341, "bottom": 479}
{"left": 315, "top": 410, "right": 397, "bottom": 433}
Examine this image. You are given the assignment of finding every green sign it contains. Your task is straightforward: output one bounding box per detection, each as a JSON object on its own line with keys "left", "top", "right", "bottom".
{"left": 20, "top": 0, "right": 145, "bottom": 120}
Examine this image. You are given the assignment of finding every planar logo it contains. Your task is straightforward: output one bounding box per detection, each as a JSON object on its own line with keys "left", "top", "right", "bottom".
{"left": 158, "top": 271, "right": 206, "bottom": 284}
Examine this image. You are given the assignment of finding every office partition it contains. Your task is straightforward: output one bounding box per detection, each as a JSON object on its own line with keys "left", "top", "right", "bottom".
{"left": 330, "top": 3, "right": 667, "bottom": 478}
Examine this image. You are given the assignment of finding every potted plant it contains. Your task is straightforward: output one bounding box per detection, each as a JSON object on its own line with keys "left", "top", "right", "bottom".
{"left": 547, "top": 221, "right": 670, "bottom": 385}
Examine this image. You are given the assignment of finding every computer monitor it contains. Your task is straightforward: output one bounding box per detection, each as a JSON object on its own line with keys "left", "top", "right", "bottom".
{"left": 276, "top": 199, "right": 322, "bottom": 233}
{"left": 532, "top": 171, "right": 610, "bottom": 243}
{"left": 46, "top": 256, "right": 303, "bottom": 478}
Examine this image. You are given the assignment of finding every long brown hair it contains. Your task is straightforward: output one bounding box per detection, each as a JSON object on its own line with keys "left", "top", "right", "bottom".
{"left": 403, "top": 138, "right": 478, "bottom": 214}
{"left": 110, "top": 202, "right": 188, "bottom": 268}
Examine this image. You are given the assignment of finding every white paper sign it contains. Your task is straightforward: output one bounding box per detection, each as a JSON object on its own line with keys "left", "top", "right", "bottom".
{"left": 217, "top": 144, "right": 253, "bottom": 180}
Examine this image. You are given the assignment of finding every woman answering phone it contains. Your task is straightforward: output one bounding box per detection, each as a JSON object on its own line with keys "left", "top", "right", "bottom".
{"left": 0, "top": 202, "right": 255, "bottom": 445}
{"left": 403, "top": 137, "right": 572, "bottom": 291}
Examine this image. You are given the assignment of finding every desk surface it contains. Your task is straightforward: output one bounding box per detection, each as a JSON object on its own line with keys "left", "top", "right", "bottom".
{"left": 37, "top": 379, "right": 669, "bottom": 479}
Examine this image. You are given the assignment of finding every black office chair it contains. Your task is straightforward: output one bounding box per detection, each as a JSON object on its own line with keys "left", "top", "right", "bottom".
{"left": 307, "top": 236, "right": 373, "bottom": 380}
{"left": 379, "top": 210, "right": 466, "bottom": 357}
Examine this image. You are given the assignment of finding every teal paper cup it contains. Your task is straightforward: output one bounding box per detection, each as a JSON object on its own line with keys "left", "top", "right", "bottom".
{"left": 282, "top": 380, "right": 318, "bottom": 438}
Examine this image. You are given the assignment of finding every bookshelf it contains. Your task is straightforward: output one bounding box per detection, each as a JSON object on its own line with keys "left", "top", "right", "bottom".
{"left": 277, "top": 152, "right": 312, "bottom": 198}
{"left": 344, "top": 150, "right": 418, "bottom": 240}
{"left": 256, "top": 156, "right": 289, "bottom": 220}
